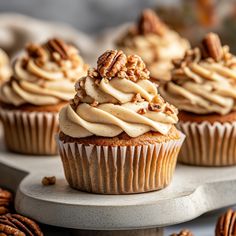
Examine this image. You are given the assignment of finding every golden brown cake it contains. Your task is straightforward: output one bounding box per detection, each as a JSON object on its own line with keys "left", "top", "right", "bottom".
{"left": 0, "top": 38, "right": 88, "bottom": 155}
{"left": 160, "top": 32, "right": 236, "bottom": 166}
{"left": 57, "top": 49, "right": 185, "bottom": 194}
{"left": 116, "top": 9, "right": 189, "bottom": 82}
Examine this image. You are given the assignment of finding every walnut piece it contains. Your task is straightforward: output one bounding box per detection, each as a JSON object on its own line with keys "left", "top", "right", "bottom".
{"left": 201, "top": 33, "right": 223, "bottom": 61}
{"left": 0, "top": 188, "right": 13, "bottom": 215}
{"left": 42, "top": 176, "right": 56, "bottom": 186}
{"left": 170, "top": 229, "right": 194, "bottom": 236}
{"left": 0, "top": 213, "right": 43, "bottom": 236}
{"left": 97, "top": 50, "right": 127, "bottom": 78}
{"left": 138, "top": 9, "right": 167, "bottom": 36}
{"left": 215, "top": 209, "right": 236, "bottom": 236}
{"left": 46, "top": 38, "right": 69, "bottom": 60}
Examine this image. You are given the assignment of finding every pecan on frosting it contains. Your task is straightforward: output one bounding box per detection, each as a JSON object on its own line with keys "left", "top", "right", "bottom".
{"left": 201, "top": 33, "right": 223, "bottom": 61}
{"left": 97, "top": 49, "right": 149, "bottom": 81}
{"left": 138, "top": 9, "right": 167, "bottom": 36}
{"left": 215, "top": 209, "right": 236, "bottom": 236}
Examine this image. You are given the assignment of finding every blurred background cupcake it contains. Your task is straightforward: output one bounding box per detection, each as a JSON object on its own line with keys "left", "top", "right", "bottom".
{"left": 0, "top": 38, "right": 88, "bottom": 155}
{"left": 58, "top": 49, "right": 185, "bottom": 194}
{"left": 159, "top": 33, "right": 236, "bottom": 166}
{"left": 0, "top": 49, "right": 11, "bottom": 85}
{"left": 116, "top": 9, "right": 190, "bottom": 82}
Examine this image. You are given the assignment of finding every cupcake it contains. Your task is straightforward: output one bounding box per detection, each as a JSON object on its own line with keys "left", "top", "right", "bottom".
{"left": 116, "top": 9, "right": 190, "bottom": 82}
{"left": 159, "top": 32, "right": 236, "bottom": 166}
{"left": 57, "top": 49, "right": 185, "bottom": 194}
{"left": 0, "top": 49, "right": 12, "bottom": 84}
{"left": 0, "top": 38, "right": 88, "bottom": 155}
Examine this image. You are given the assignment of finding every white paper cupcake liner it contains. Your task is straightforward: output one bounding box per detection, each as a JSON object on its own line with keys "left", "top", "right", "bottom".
{"left": 178, "top": 121, "right": 236, "bottom": 166}
{"left": 0, "top": 108, "right": 59, "bottom": 155}
{"left": 57, "top": 132, "right": 185, "bottom": 194}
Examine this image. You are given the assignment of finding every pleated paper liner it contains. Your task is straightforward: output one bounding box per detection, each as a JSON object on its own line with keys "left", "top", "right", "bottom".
{"left": 178, "top": 121, "right": 236, "bottom": 166}
{"left": 57, "top": 132, "right": 185, "bottom": 194}
{"left": 0, "top": 108, "right": 59, "bottom": 155}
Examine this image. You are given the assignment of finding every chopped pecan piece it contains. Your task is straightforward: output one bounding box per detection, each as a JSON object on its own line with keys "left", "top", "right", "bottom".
{"left": 42, "top": 176, "right": 56, "bottom": 186}
{"left": 46, "top": 38, "right": 69, "bottom": 60}
{"left": 131, "top": 93, "right": 144, "bottom": 103}
{"left": 26, "top": 43, "right": 47, "bottom": 62}
{"left": 201, "top": 33, "right": 223, "bottom": 61}
{"left": 97, "top": 50, "right": 127, "bottom": 78}
{"left": 148, "top": 103, "right": 162, "bottom": 112}
{"left": 91, "top": 100, "right": 99, "bottom": 107}
{"left": 170, "top": 229, "right": 193, "bottom": 236}
{"left": 0, "top": 213, "right": 43, "bottom": 236}
{"left": 137, "top": 108, "right": 147, "bottom": 114}
{"left": 138, "top": 9, "right": 167, "bottom": 36}
{"left": 215, "top": 209, "right": 236, "bottom": 236}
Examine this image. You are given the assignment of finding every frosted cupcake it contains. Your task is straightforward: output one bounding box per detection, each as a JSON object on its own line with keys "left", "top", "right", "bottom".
{"left": 116, "top": 9, "right": 189, "bottom": 82}
{"left": 58, "top": 49, "right": 185, "bottom": 194}
{"left": 0, "top": 38, "right": 88, "bottom": 155}
{"left": 0, "top": 49, "right": 12, "bottom": 84}
{"left": 160, "top": 33, "right": 236, "bottom": 166}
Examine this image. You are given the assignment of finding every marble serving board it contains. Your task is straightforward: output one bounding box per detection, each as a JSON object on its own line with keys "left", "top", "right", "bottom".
{"left": 0, "top": 138, "right": 236, "bottom": 231}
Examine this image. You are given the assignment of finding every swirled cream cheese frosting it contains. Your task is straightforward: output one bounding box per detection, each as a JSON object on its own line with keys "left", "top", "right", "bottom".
{"left": 116, "top": 9, "right": 190, "bottom": 81}
{"left": 59, "top": 50, "right": 178, "bottom": 138}
{"left": 159, "top": 33, "right": 236, "bottom": 115}
{"left": 0, "top": 38, "right": 88, "bottom": 106}
{"left": 0, "top": 49, "right": 12, "bottom": 84}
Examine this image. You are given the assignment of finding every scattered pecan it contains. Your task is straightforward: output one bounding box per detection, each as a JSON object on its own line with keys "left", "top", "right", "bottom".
{"left": 46, "top": 38, "right": 69, "bottom": 60}
{"left": 201, "top": 33, "right": 223, "bottom": 61}
{"left": 164, "top": 103, "right": 177, "bottom": 115}
{"left": 215, "top": 209, "right": 236, "bottom": 236}
{"left": 0, "top": 188, "right": 13, "bottom": 216}
{"left": 137, "top": 108, "right": 147, "bottom": 115}
{"left": 148, "top": 103, "right": 162, "bottom": 112}
{"left": 138, "top": 9, "right": 167, "bottom": 36}
{"left": 0, "top": 213, "right": 43, "bottom": 236}
{"left": 170, "top": 229, "right": 193, "bottom": 236}
{"left": 97, "top": 50, "right": 127, "bottom": 78}
{"left": 131, "top": 93, "right": 144, "bottom": 103}
{"left": 42, "top": 176, "right": 56, "bottom": 186}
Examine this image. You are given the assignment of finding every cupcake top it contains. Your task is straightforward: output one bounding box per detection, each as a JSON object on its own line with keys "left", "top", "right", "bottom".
{"left": 0, "top": 49, "right": 12, "bottom": 84}
{"left": 160, "top": 33, "right": 236, "bottom": 115}
{"left": 0, "top": 38, "right": 88, "bottom": 107}
{"left": 59, "top": 49, "right": 178, "bottom": 138}
{"left": 116, "top": 9, "right": 189, "bottom": 81}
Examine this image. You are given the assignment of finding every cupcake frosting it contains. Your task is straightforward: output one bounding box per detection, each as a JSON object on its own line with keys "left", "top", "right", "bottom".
{"left": 0, "top": 49, "right": 12, "bottom": 84}
{"left": 59, "top": 50, "right": 178, "bottom": 138}
{"left": 160, "top": 33, "right": 236, "bottom": 115}
{"left": 0, "top": 38, "right": 88, "bottom": 106}
{"left": 117, "top": 9, "right": 189, "bottom": 81}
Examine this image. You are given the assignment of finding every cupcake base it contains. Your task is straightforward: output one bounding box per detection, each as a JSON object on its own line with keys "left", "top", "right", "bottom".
{"left": 178, "top": 111, "right": 236, "bottom": 166}
{"left": 0, "top": 102, "right": 66, "bottom": 155}
{"left": 57, "top": 128, "right": 185, "bottom": 194}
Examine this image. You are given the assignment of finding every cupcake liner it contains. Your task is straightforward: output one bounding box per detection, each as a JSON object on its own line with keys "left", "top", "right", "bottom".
{"left": 57, "top": 133, "right": 185, "bottom": 194}
{"left": 0, "top": 108, "right": 59, "bottom": 155}
{"left": 178, "top": 121, "right": 236, "bottom": 166}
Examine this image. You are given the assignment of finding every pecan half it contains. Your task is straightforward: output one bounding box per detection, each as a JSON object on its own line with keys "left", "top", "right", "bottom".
{"left": 97, "top": 50, "right": 127, "bottom": 78}
{"left": 201, "top": 33, "right": 223, "bottom": 61}
{"left": 0, "top": 188, "right": 13, "bottom": 216}
{"left": 215, "top": 209, "right": 236, "bottom": 236}
{"left": 46, "top": 38, "right": 69, "bottom": 60}
{"left": 138, "top": 9, "right": 167, "bottom": 36}
{"left": 170, "top": 229, "right": 194, "bottom": 236}
{"left": 0, "top": 213, "right": 43, "bottom": 236}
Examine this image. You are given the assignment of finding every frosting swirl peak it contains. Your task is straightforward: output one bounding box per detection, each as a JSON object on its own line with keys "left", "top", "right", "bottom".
{"left": 160, "top": 33, "right": 236, "bottom": 115}
{"left": 0, "top": 38, "right": 88, "bottom": 106}
{"left": 60, "top": 50, "right": 178, "bottom": 138}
